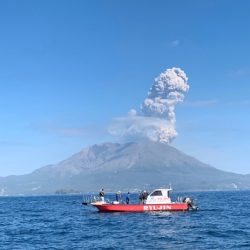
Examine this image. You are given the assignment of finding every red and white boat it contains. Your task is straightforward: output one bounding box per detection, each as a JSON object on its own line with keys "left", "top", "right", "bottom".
{"left": 83, "top": 187, "right": 197, "bottom": 212}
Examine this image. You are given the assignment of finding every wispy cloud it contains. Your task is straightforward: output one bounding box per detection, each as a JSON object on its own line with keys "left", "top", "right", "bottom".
{"left": 35, "top": 122, "right": 107, "bottom": 138}
{"left": 169, "top": 40, "right": 180, "bottom": 47}
{"left": 227, "top": 67, "right": 250, "bottom": 77}
{"left": 181, "top": 100, "right": 218, "bottom": 107}
{"left": 0, "top": 140, "right": 25, "bottom": 147}
{"left": 240, "top": 99, "right": 250, "bottom": 106}
{"left": 225, "top": 99, "right": 250, "bottom": 106}
{"left": 49, "top": 127, "right": 88, "bottom": 137}
{"left": 109, "top": 115, "right": 177, "bottom": 144}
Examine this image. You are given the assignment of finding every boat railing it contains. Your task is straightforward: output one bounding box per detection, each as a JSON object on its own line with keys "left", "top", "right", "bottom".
{"left": 82, "top": 194, "right": 101, "bottom": 204}
{"left": 82, "top": 194, "right": 111, "bottom": 205}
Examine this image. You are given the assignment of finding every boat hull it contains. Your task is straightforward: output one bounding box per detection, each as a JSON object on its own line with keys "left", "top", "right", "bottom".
{"left": 92, "top": 203, "right": 189, "bottom": 212}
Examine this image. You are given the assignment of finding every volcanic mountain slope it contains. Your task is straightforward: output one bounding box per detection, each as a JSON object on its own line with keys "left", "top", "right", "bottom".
{"left": 0, "top": 141, "right": 249, "bottom": 195}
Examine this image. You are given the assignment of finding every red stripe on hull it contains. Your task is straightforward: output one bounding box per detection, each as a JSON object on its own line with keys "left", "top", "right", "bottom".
{"left": 92, "top": 203, "right": 189, "bottom": 212}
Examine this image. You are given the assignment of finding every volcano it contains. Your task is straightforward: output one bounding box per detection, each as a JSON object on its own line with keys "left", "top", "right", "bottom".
{"left": 0, "top": 141, "right": 249, "bottom": 195}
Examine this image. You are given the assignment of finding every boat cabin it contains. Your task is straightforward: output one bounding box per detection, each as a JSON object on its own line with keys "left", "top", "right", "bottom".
{"left": 145, "top": 188, "right": 172, "bottom": 204}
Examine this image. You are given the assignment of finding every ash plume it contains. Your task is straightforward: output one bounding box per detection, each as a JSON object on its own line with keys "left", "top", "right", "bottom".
{"left": 141, "top": 67, "right": 189, "bottom": 123}
{"left": 109, "top": 67, "right": 189, "bottom": 143}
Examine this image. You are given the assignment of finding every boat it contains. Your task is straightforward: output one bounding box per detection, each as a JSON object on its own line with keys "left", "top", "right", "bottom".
{"left": 82, "top": 187, "right": 198, "bottom": 212}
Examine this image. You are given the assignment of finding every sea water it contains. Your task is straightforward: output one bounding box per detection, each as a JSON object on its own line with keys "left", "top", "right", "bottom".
{"left": 0, "top": 191, "right": 250, "bottom": 249}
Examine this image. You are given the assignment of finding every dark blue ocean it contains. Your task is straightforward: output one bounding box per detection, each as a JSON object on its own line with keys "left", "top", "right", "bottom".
{"left": 0, "top": 191, "right": 250, "bottom": 249}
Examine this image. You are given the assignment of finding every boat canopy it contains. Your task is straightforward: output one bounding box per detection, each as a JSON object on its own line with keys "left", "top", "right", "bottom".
{"left": 146, "top": 188, "right": 172, "bottom": 204}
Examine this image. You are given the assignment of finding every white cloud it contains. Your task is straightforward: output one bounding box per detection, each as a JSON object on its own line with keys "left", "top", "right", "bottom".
{"left": 170, "top": 40, "right": 180, "bottom": 47}
{"left": 108, "top": 116, "right": 177, "bottom": 144}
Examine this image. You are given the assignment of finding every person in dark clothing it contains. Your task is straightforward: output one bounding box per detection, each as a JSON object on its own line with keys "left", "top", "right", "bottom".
{"left": 142, "top": 190, "right": 149, "bottom": 204}
{"left": 99, "top": 188, "right": 105, "bottom": 202}
{"left": 139, "top": 192, "right": 144, "bottom": 204}
{"left": 115, "top": 191, "right": 121, "bottom": 202}
{"left": 126, "top": 192, "right": 130, "bottom": 204}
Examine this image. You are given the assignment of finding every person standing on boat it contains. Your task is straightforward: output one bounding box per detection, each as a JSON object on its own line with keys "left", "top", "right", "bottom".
{"left": 139, "top": 191, "right": 143, "bottom": 204}
{"left": 126, "top": 192, "right": 130, "bottom": 204}
{"left": 142, "top": 190, "right": 149, "bottom": 204}
{"left": 99, "top": 188, "right": 105, "bottom": 203}
{"left": 115, "top": 191, "right": 121, "bottom": 202}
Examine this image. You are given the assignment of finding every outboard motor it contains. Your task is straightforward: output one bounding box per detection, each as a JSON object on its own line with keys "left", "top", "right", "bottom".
{"left": 183, "top": 197, "right": 198, "bottom": 211}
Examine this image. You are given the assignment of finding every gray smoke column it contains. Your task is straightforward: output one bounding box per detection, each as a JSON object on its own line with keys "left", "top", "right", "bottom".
{"left": 141, "top": 67, "right": 189, "bottom": 123}
{"left": 109, "top": 67, "right": 189, "bottom": 144}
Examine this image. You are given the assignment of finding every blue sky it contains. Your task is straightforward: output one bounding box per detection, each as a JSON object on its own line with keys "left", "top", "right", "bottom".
{"left": 0, "top": 0, "right": 250, "bottom": 176}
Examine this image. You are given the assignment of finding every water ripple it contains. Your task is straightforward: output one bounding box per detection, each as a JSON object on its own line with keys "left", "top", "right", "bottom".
{"left": 0, "top": 191, "right": 250, "bottom": 249}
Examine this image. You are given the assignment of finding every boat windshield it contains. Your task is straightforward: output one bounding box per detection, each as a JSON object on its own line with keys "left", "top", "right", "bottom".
{"left": 150, "top": 190, "right": 163, "bottom": 196}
